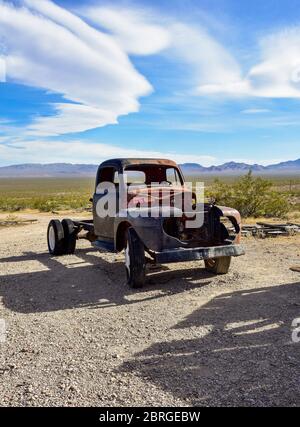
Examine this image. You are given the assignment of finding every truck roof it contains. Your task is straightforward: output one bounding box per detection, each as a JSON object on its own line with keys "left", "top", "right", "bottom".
{"left": 99, "top": 158, "right": 179, "bottom": 169}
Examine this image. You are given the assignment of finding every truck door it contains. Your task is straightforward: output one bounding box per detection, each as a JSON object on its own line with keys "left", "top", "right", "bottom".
{"left": 93, "top": 166, "right": 118, "bottom": 239}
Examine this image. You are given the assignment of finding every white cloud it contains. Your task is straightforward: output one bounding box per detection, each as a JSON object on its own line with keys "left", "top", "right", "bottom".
{"left": 26, "top": 104, "right": 119, "bottom": 137}
{"left": 0, "top": 55, "right": 6, "bottom": 82}
{"left": 1, "top": 139, "right": 295, "bottom": 167}
{"left": 241, "top": 109, "right": 271, "bottom": 114}
{"left": 197, "top": 26, "right": 300, "bottom": 98}
{"left": 2, "top": 0, "right": 248, "bottom": 137}
{"left": 1, "top": 0, "right": 300, "bottom": 148}
{"left": 169, "top": 23, "right": 243, "bottom": 90}
{"left": 247, "top": 27, "right": 300, "bottom": 98}
{"left": 82, "top": 6, "right": 171, "bottom": 55}
{"left": 83, "top": 5, "right": 244, "bottom": 96}
{"left": 0, "top": 136, "right": 9, "bottom": 143}
{"left": 0, "top": 139, "right": 216, "bottom": 167}
{"left": 0, "top": 0, "right": 153, "bottom": 136}
{"left": 84, "top": 5, "right": 300, "bottom": 101}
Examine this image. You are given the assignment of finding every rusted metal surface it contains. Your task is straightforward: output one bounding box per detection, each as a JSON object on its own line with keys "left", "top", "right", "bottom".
{"left": 156, "top": 244, "right": 245, "bottom": 264}
{"left": 99, "top": 158, "right": 178, "bottom": 169}
{"left": 241, "top": 222, "right": 300, "bottom": 238}
{"left": 218, "top": 206, "right": 242, "bottom": 243}
{"left": 72, "top": 158, "right": 245, "bottom": 262}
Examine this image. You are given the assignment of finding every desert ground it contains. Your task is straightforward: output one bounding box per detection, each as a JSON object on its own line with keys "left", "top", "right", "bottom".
{"left": 1, "top": 213, "right": 300, "bottom": 407}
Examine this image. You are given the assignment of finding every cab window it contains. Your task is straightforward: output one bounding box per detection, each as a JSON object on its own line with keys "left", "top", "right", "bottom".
{"left": 97, "top": 167, "right": 115, "bottom": 183}
{"left": 166, "top": 167, "right": 181, "bottom": 185}
{"left": 115, "top": 171, "right": 146, "bottom": 185}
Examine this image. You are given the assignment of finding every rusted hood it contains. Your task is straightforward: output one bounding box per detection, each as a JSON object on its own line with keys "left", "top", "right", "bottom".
{"left": 127, "top": 185, "right": 192, "bottom": 206}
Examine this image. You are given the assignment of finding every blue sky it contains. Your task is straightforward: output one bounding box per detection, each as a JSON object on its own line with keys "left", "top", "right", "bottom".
{"left": 0, "top": 0, "right": 300, "bottom": 166}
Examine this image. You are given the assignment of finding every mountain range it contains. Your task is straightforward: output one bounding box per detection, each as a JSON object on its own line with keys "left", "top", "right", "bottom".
{"left": 0, "top": 159, "right": 299, "bottom": 177}
{"left": 180, "top": 158, "right": 300, "bottom": 174}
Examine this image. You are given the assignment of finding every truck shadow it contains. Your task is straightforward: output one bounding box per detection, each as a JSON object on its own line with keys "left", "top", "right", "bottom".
{"left": 120, "top": 282, "right": 300, "bottom": 406}
{"left": 0, "top": 247, "right": 213, "bottom": 313}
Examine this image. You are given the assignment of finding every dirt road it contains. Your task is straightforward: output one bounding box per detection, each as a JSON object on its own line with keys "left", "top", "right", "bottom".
{"left": 1, "top": 213, "right": 300, "bottom": 406}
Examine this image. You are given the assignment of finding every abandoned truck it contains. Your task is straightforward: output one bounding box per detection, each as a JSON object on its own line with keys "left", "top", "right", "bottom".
{"left": 47, "top": 158, "right": 245, "bottom": 288}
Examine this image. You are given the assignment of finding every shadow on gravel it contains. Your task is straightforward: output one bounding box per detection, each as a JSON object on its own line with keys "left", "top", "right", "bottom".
{"left": 0, "top": 248, "right": 212, "bottom": 313}
{"left": 121, "top": 282, "right": 300, "bottom": 406}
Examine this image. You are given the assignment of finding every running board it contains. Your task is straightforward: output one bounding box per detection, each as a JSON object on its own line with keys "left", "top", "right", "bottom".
{"left": 92, "top": 239, "right": 115, "bottom": 252}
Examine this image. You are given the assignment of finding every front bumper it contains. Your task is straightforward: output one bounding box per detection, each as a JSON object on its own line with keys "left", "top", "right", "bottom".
{"left": 156, "top": 244, "right": 245, "bottom": 264}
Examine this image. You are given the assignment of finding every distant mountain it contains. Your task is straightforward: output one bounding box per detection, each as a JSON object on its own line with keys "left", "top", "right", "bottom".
{"left": 177, "top": 163, "right": 207, "bottom": 172}
{"left": 265, "top": 158, "right": 300, "bottom": 171}
{"left": 180, "top": 158, "right": 300, "bottom": 175}
{"left": 0, "top": 159, "right": 299, "bottom": 177}
{"left": 0, "top": 163, "right": 98, "bottom": 177}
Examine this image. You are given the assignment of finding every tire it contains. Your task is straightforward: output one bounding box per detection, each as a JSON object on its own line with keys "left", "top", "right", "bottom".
{"left": 47, "top": 220, "right": 65, "bottom": 256}
{"left": 62, "top": 219, "right": 77, "bottom": 254}
{"left": 124, "top": 227, "right": 146, "bottom": 289}
{"left": 205, "top": 256, "right": 231, "bottom": 275}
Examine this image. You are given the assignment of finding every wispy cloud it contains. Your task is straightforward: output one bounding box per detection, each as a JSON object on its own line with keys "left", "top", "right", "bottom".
{"left": 2, "top": 1, "right": 300, "bottom": 131}
{"left": 0, "top": 138, "right": 294, "bottom": 167}
{"left": 2, "top": 0, "right": 245, "bottom": 137}
{"left": 0, "top": 56, "right": 6, "bottom": 82}
{"left": 168, "top": 23, "right": 243, "bottom": 92}
{"left": 82, "top": 5, "right": 171, "bottom": 55}
{"left": 82, "top": 4, "right": 300, "bottom": 102}
{"left": 1, "top": 0, "right": 300, "bottom": 167}
{"left": 241, "top": 109, "right": 271, "bottom": 114}
{"left": 0, "top": 139, "right": 216, "bottom": 166}
{"left": 82, "top": 5, "right": 243, "bottom": 98}
{"left": 0, "top": 0, "right": 158, "bottom": 136}
{"left": 197, "top": 26, "right": 300, "bottom": 99}
{"left": 247, "top": 27, "right": 300, "bottom": 98}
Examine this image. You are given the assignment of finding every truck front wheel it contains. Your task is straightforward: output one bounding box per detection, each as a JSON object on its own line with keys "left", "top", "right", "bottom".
{"left": 124, "top": 227, "right": 146, "bottom": 289}
{"left": 205, "top": 256, "right": 231, "bottom": 274}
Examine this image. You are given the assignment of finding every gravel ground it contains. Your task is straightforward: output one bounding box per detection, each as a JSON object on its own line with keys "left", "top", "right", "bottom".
{"left": 0, "top": 213, "right": 300, "bottom": 407}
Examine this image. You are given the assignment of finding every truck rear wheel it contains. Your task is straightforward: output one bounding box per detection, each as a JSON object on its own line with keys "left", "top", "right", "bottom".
{"left": 205, "top": 256, "right": 231, "bottom": 275}
{"left": 47, "top": 220, "right": 66, "bottom": 256}
{"left": 62, "top": 219, "right": 77, "bottom": 254}
{"left": 124, "top": 227, "right": 146, "bottom": 289}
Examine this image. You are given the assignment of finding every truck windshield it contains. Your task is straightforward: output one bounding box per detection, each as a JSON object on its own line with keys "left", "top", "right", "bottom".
{"left": 122, "top": 165, "right": 183, "bottom": 186}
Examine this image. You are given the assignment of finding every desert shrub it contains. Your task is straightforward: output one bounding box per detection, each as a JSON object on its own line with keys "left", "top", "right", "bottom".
{"left": 0, "top": 194, "right": 91, "bottom": 212}
{"left": 0, "top": 197, "right": 27, "bottom": 211}
{"left": 262, "top": 191, "right": 290, "bottom": 218}
{"left": 0, "top": 178, "right": 93, "bottom": 212}
{"left": 207, "top": 171, "right": 290, "bottom": 218}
